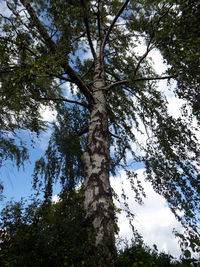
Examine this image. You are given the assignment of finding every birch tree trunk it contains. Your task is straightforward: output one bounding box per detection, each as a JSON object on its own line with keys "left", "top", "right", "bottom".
{"left": 82, "top": 39, "right": 116, "bottom": 261}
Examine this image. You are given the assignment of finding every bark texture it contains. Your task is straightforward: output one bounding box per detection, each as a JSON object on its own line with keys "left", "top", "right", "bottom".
{"left": 82, "top": 40, "right": 115, "bottom": 254}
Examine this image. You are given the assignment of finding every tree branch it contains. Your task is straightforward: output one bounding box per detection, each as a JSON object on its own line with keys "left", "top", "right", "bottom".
{"left": 46, "top": 72, "right": 73, "bottom": 83}
{"left": 20, "top": 0, "right": 56, "bottom": 53}
{"left": 81, "top": 62, "right": 94, "bottom": 79}
{"left": 20, "top": 0, "right": 94, "bottom": 105}
{"left": 102, "top": 0, "right": 130, "bottom": 51}
{"left": 133, "top": 75, "right": 177, "bottom": 82}
{"left": 77, "top": 125, "right": 89, "bottom": 136}
{"left": 105, "top": 75, "right": 177, "bottom": 90}
{"left": 72, "top": 32, "right": 86, "bottom": 43}
{"left": 80, "top": 0, "right": 96, "bottom": 59}
{"left": 134, "top": 42, "right": 154, "bottom": 76}
{"left": 155, "top": 4, "right": 173, "bottom": 27}
{"left": 109, "top": 131, "right": 130, "bottom": 168}
{"left": 105, "top": 79, "right": 129, "bottom": 90}
{"left": 37, "top": 97, "right": 89, "bottom": 109}
{"left": 97, "top": 0, "right": 101, "bottom": 38}
{"left": 134, "top": 4, "right": 173, "bottom": 75}
{"left": 105, "top": 69, "right": 121, "bottom": 81}
{"left": 63, "top": 65, "right": 94, "bottom": 104}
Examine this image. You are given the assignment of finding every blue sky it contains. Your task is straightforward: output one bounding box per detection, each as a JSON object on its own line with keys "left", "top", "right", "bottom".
{"left": 0, "top": 132, "right": 47, "bottom": 205}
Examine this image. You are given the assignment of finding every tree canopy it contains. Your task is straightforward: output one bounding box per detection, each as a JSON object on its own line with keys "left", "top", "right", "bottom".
{"left": 0, "top": 0, "right": 200, "bottom": 265}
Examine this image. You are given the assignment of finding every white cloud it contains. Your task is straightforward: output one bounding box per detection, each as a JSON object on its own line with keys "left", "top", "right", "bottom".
{"left": 38, "top": 128, "right": 53, "bottom": 150}
{"left": 111, "top": 169, "right": 183, "bottom": 258}
{"left": 39, "top": 105, "right": 57, "bottom": 123}
{"left": 150, "top": 49, "right": 168, "bottom": 75}
{"left": 52, "top": 194, "right": 60, "bottom": 203}
{"left": 37, "top": 105, "right": 57, "bottom": 150}
{"left": 167, "top": 95, "right": 186, "bottom": 119}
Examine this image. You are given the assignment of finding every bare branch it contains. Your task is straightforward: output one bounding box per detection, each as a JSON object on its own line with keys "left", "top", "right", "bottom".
{"left": 102, "top": 0, "right": 130, "bottom": 51}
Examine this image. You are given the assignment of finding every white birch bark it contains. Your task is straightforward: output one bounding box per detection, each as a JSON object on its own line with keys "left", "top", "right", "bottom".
{"left": 82, "top": 39, "right": 115, "bottom": 250}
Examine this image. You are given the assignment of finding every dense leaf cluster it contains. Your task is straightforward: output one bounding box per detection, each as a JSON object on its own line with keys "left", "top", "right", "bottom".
{"left": 0, "top": 191, "right": 94, "bottom": 267}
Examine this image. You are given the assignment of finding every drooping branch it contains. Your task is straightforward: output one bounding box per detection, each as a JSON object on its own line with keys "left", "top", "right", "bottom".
{"left": 5, "top": 0, "right": 32, "bottom": 33}
{"left": 102, "top": 0, "right": 130, "bottom": 51}
{"left": 109, "top": 131, "right": 130, "bottom": 148}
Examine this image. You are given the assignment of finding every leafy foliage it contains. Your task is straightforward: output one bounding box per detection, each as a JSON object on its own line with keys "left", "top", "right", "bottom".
{"left": 131, "top": 0, "right": 200, "bottom": 118}
{"left": 0, "top": 193, "right": 199, "bottom": 267}
{"left": 33, "top": 104, "right": 89, "bottom": 199}
{"left": 0, "top": 191, "right": 96, "bottom": 267}
{"left": 116, "top": 240, "right": 199, "bottom": 267}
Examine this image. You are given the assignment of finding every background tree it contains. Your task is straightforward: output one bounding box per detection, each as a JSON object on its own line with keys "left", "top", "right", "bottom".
{"left": 0, "top": 0, "right": 200, "bottom": 265}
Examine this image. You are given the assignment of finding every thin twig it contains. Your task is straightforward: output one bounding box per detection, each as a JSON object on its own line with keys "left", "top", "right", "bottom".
{"left": 72, "top": 32, "right": 86, "bottom": 43}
